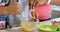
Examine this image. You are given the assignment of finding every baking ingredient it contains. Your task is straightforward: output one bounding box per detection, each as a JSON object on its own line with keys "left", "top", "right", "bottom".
{"left": 21, "top": 22, "right": 36, "bottom": 32}
{"left": 40, "top": 27, "right": 52, "bottom": 31}
{"left": 38, "top": 25, "right": 56, "bottom": 32}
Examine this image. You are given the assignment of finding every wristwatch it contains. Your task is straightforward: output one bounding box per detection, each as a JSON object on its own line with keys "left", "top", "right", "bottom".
{"left": 47, "top": 0, "right": 51, "bottom": 4}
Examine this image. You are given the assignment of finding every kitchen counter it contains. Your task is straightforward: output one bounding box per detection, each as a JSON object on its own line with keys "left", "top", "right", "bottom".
{"left": 0, "top": 18, "right": 60, "bottom": 32}
{"left": 0, "top": 20, "right": 52, "bottom": 32}
{"left": 0, "top": 27, "right": 22, "bottom": 32}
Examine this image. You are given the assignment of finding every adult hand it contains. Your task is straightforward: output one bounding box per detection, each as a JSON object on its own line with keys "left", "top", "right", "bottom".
{"left": 16, "top": 3, "right": 23, "bottom": 14}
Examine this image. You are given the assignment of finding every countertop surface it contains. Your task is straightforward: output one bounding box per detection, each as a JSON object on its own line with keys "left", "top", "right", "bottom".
{"left": 0, "top": 20, "right": 52, "bottom": 32}
{"left": 0, "top": 18, "right": 60, "bottom": 32}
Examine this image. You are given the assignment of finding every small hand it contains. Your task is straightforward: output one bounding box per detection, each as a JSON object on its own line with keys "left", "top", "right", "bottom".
{"left": 31, "top": 9, "right": 38, "bottom": 20}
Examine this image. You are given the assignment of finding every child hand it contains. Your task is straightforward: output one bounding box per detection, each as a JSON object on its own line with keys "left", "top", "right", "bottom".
{"left": 31, "top": 9, "right": 38, "bottom": 20}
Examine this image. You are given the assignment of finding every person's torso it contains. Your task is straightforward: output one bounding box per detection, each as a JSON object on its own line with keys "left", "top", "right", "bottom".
{"left": 36, "top": 4, "right": 52, "bottom": 20}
